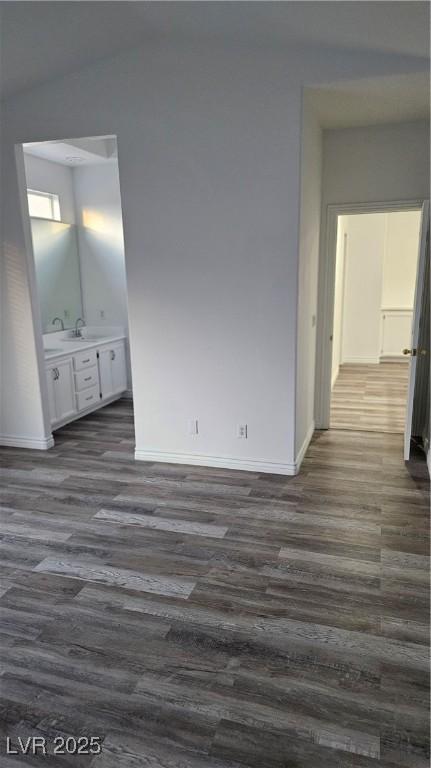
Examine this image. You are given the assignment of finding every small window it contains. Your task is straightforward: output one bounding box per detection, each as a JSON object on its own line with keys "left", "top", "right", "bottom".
{"left": 27, "top": 189, "right": 61, "bottom": 221}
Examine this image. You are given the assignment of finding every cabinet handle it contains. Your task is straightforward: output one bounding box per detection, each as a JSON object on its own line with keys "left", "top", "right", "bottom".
{"left": 85, "top": 395, "right": 93, "bottom": 401}
{"left": 84, "top": 376, "right": 91, "bottom": 382}
{"left": 110, "top": 350, "right": 116, "bottom": 361}
{"left": 82, "top": 358, "right": 90, "bottom": 364}
{"left": 57, "top": 367, "right": 60, "bottom": 379}
{"left": 52, "top": 368, "right": 57, "bottom": 380}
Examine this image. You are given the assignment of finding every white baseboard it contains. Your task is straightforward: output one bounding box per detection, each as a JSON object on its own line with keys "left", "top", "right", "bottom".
{"left": 342, "top": 357, "right": 380, "bottom": 364}
{"left": 0, "top": 434, "right": 54, "bottom": 450}
{"left": 135, "top": 448, "right": 296, "bottom": 476}
{"left": 294, "top": 421, "right": 315, "bottom": 474}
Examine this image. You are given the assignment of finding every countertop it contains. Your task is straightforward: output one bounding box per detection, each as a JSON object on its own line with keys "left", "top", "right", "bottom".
{"left": 44, "top": 334, "right": 126, "bottom": 361}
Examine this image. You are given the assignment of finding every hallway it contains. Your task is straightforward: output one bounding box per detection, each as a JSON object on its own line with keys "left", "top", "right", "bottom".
{"left": 331, "top": 362, "right": 409, "bottom": 433}
{"left": 0, "top": 399, "right": 429, "bottom": 766}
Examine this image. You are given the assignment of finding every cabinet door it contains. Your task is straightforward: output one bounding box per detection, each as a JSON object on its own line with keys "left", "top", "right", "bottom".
{"left": 54, "top": 359, "right": 77, "bottom": 422}
{"left": 46, "top": 365, "right": 57, "bottom": 424}
{"left": 98, "top": 347, "right": 114, "bottom": 400}
{"left": 111, "top": 342, "right": 127, "bottom": 394}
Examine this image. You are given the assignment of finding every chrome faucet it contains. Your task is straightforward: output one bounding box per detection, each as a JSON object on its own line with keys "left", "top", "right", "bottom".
{"left": 74, "top": 317, "right": 85, "bottom": 337}
{"left": 52, "top": 317, "right": 64, "bottom": 331}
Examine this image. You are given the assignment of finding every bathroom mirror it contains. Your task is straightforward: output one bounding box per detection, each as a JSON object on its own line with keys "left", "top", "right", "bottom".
{"left": 30, "top": 217, "right": 83, "bottom": 333}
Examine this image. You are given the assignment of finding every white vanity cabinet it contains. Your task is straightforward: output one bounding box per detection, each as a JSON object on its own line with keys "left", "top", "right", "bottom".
{"left": 45, "top": 337, "right": 127, "bottom": 429}
{"left": 98, "top": 341, "right": 128, "bottom": 400}
{"left": 46, "top": 359, "right": 77, "bottom": 425}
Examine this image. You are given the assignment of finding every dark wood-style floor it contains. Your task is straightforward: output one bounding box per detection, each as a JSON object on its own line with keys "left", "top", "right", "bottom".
{"left": 0, "top": 399, "right": 429, "bottom": 767}
{"left": 331, "top": 363, "right": 409, "bottom": 434}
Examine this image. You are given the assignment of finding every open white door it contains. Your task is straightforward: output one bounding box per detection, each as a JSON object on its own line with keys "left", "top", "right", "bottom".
{"left": 404, "top": 200, "right": 430, "bottom": 460}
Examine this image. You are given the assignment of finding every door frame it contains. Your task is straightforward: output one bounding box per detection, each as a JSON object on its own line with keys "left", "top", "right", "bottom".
{"left": 14, "top": 132, "right": 132, "bottom": 449}
{"left": 404, "top": 200, "right": 430, "bottom": 459}
{"left": 314, "top": 198, "right": 424, "bottom": 430}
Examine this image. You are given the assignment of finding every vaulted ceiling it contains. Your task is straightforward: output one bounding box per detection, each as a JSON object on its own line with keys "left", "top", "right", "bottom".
{"left": 1, "top": 1, "right": 429, "bottom": 98}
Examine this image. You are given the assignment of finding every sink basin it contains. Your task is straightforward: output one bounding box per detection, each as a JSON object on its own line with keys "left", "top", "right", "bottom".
{"left": 60, "top": 327, "right": 121, "bottom": 343}
{"left": 44, "top": 347, "right": 64, "bottom": 355}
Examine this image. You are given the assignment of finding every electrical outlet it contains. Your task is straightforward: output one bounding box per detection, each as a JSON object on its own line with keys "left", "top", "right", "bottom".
{"left": 237, "top": 424, "right": 248, "bottom": 439}
{"left": 188, "top": 419, "right": 199, "bottom": 436}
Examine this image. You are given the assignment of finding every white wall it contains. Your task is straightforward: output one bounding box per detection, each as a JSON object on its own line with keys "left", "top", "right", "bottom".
{"left": 73, "top": 161, "right": 131, "bottom": 386}
{"left": 380, "top": 210, "right": 421, "bottom": 358}
{"left": 382, "top": 210, "right": 421, "bottom": 308}
{"left": 331, "top": 215, "right": 347, "bottom": 386}
{"left": 23, "top": 153, "right": 76, "bottom": 224}
{"left": 341, "top": 213, "right": 387, "bottom": 363}
{"left": 1, "top": 39, "right": 428, "bottom": 470}
{"left": 295, "top": 96, "right": 322, "bottom": 456}
{"left": 322, "top": 121, "right": 430, "bottom": 207}
{"left": 0, "top": 145, "right": 51, "bottom": 447}
{"left": 73, "top": 162, "right": 128, "bottom": 329}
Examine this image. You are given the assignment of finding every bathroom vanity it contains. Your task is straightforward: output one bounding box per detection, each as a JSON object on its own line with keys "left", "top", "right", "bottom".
{"left": 44, "top": 330, "right": 128, "bottom": 429}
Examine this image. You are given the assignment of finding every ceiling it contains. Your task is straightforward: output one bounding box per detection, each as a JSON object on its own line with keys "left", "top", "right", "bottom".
{"left": 1, "top": 2, "right": 429, "bottom": 98}
{"left": 308, "top": 72, "right": 430, "bottom": 129}
{"left": 23, "top": 137, "right": 118, "bottom": 167}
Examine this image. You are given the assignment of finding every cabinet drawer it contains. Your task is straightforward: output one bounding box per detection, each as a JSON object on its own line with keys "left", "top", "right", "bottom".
{"left": 73, "top": 349, "right": 97, "bottom": 371}
{"left": 76, "top": 385, "right": 100, "bottom": 411}
{"left": 75, "top": 366, "right": 99, "bottom": 392}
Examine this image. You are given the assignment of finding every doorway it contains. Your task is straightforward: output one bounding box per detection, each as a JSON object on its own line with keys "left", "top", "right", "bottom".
{"left": 18, "top": 134, "right": 134, "bottom": 445}
{"left": 330, "top": 209, "right": 421, "bottom": 433}
{"left": 315, "top": 200, "right": 429, "bottom": 449}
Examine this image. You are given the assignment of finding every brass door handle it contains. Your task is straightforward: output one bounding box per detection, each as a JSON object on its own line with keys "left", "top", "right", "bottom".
{"left": 403, "top": 348, "right": 417, "bottom": 356}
